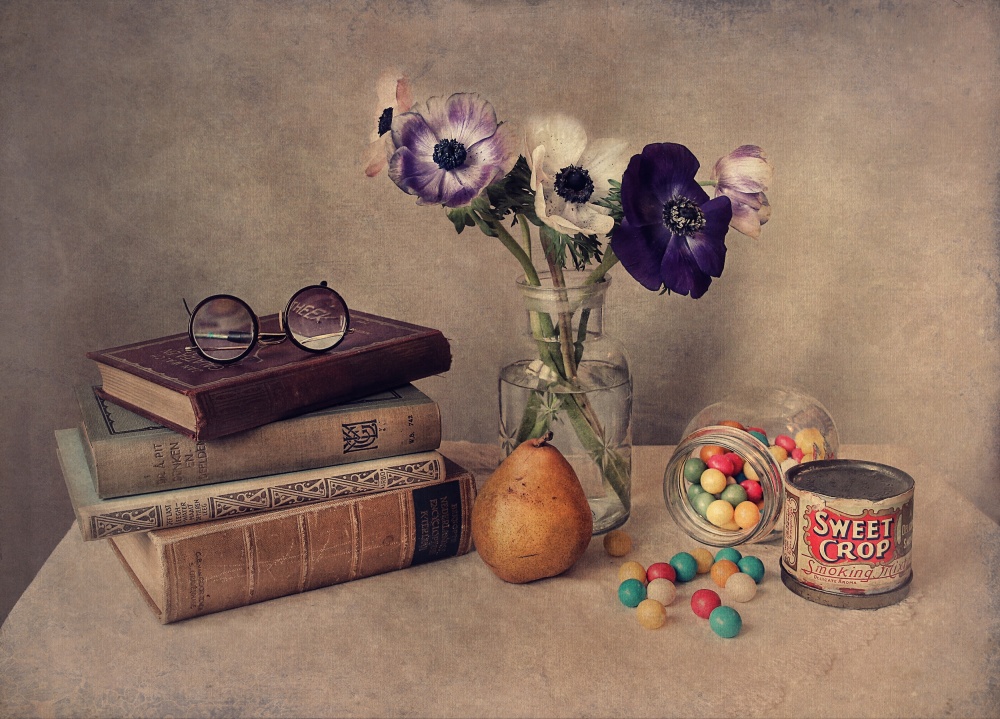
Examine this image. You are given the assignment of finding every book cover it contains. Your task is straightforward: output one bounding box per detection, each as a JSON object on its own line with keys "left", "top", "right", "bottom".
{"left": 77, "top": 383, "right": 442, "bottom": 498}
{"left": 86, "top": 309, "right": 451, "bottom": 440}
{"left": 109, "top": 458, "right": 476, "bottom": 624}
{"left": 56, "top": 428, "right": 447, "bottom": 541}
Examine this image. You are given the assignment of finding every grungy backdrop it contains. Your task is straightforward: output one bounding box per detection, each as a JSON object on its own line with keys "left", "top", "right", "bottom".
{"left": 0, "top": 0, "right": 997, "bottom": 624}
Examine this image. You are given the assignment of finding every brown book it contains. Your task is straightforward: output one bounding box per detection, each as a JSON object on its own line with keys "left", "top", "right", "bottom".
{"left": 77, "top": 384, "right": 442, "bottom": 499}
{"left": 56, "top": 428, "right": 447, "bottom": 541}
{"left": 109, "top": 458, "right": 476, "bottom": 623}
{"left": 86, "top": 310, "right": 451, "bottom": 440}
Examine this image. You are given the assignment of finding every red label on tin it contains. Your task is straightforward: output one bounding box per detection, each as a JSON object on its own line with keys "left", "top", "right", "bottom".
{"left": 805, "top": 507, "right": 897, "bottom": 565}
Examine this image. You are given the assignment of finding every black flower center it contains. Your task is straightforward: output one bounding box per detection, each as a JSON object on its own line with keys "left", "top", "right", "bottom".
{"left": 432, "top": 138, "right": 467, "bottom": 171}
{"left": 554, "top": 165, "right": 595, "bottom": 204}
{"left": 377, "top": 107, "right": 393, "bottom": 136}
{"left": 663, "top": 197, "right": 706, "bottom": 235}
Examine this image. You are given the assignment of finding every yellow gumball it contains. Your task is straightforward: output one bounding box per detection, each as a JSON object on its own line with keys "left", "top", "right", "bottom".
{"left": 603, "top": 529, "right": 633, "bottom": 557}
{"left": 636, "top": 598, "right": 667, "bottom": 629}
{"left": 618, "top": 560, "right": 647, "bottom": 585}
{"left": 768, "top": 445, "right": 788, "bottom": 463}
{"left": 690, "top": 547, "right": 714, "bottom": 574}
{"left": 700, "top": 468, "right": 727, "bottom": 494}
{"left": 706, "top": 499, "right": 735, "bottom": 528}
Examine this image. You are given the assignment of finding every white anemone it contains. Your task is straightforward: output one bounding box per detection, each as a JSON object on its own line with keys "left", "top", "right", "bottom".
{"left": 526, "top": 114, "right": 628, "bottom": 237}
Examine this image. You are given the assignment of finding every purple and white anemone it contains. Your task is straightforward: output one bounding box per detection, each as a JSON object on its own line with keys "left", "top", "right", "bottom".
{"left": 388, "top": 92, "right": 517, "bottom": 208}
{"left": 611, "top": 143, "right": 733, "bottom": 299}
{"left": 711, "top": 145, "right": 773, "bottom": 239}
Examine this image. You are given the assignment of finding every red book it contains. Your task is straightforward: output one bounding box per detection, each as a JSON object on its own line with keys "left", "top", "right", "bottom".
{"left": 87, "top": 310, "right": 451, "bottom": 440}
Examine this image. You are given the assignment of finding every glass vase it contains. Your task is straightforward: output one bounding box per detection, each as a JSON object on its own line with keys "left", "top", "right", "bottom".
{"left": 498, "top": 271, "right": 632, "bottom": 534}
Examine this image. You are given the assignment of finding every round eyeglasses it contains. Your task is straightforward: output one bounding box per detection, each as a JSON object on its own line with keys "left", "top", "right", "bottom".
{"left": 186, "top": 281, "right": 351, "bottom": 364}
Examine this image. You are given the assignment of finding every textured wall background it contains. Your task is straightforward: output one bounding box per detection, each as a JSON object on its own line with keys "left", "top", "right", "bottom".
{"left": 1, "top": 0, "right": 997, "bottom": 624}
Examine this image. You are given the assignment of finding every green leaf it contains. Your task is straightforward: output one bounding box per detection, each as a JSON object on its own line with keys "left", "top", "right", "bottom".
{"left": 445, "top": 206, "right": 477, "bottom": 235}
{"left": 486, "top": 156, "right": 540, "bottom": 225}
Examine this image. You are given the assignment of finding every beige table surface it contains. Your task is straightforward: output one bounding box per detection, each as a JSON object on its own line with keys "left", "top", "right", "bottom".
{"left": 1, "top": 443, "right": 997, "bottom": 719}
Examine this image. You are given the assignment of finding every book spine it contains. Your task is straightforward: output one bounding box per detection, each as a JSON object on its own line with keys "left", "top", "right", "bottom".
{"left": 147, "top": 474, "right": 475, "bottom": 623}
{"left": 77, "top": 451, "right": 447, "bottom": 541}
{"left": 88, "top": 397, "right": 441, "bottom": 499}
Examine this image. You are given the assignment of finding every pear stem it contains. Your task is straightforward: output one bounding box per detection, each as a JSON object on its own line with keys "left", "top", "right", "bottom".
{"left": 532, "top": 431, "right": 554, "bottom": 447}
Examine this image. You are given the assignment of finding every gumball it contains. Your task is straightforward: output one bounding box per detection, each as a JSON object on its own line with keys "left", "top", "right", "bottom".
{"left": 699, "top": 468, "right": 727, "bottom": 495}
{"left": 706, "top": 500, "right": 735, "bottom": 528}
{"left": 775, "top": 434, "right": 796, "bottom": 452}
{"left": 690, "top": 588, "right": 722, "bottom": 619}
{"left": 646, "top": 562, "right": 677, "bottom": 583}
{"left": 646, "top": 578, "right": 677, "bottom": 606}
{"left": 699, "top": 445, "right": 726, "bottom": 465}
{"left": 724, "top": 572, "right": 758, "bottom": 603}
{"left": 725, "top": 452, "right": 744, "bottom": 474}
{"left": 733, "top": 501, "right": 761, "bottom": 529}
{"left": 709, "top": 606, "right": 742, "bottom": 638}
{"left": 683, "top": 457, "right": 708, "bottom": 483}
{"left": 690, "top": 548, "right": 714, "bottom": 574}
{"left": 791, "top": 447, "right": 805, "bottom": 462}
{"left": 669, "top": 552, "right": 698, "bottom": 582}
{"left": 718, "top": 419, "right": 746, "bottom": 431}
{"left": 618, "top": 578, "right": 646, "bottom": 608}
{"left": 743, "top": 462, "right": 759, "bottom": 482}
{"left": 740, "top": 479, "right": 763, "bottom": 504}
{"left": 768, "top": 445, "right": 789, "bottom": 463}
{"left": 747, "top": 427, "right": 768, "bottom": 446}
{"left": 618, "top": 560, "right": 647, "bottom": 585}
{"left": 738, "top": 556, "right": 766, "bottom": 584}
{"left": 691, "top": 491, "right": 715, "bottom": 518}
{"left": 603, "top": 529, "right": 633, "bottom": 557}
{"left": 720, "top": 484, "right": 748, "bottom": 507}
{"left": 715, "top": 547, "right": 743, "bottom": 564}
{"left": 706, "top": 453, "right": 735, "bottom": 477}
{"left": 795, "top": 428, "right": 827, "bottom": 459}
{"left": 687, "top": 483, "right": 707, "bottom": 501}
{"left": 636, "top": 598, "right": 667, "bottom": 629}
{"left": 710, "top": 559, "right": 740, "bottom": 588}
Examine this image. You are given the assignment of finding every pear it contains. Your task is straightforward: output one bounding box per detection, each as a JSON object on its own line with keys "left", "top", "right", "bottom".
{"left": 472, "top": 432, "right": 593, "bottom": 583}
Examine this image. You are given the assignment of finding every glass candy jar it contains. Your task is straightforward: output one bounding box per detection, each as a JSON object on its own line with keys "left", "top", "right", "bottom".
{"left": 663, "top": 386, "right": 839, "bottom": 547}
{"left": 499, "top": 272, "right": 632, "bottom": 534}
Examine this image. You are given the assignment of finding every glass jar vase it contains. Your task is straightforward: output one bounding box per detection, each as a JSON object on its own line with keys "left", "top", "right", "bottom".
{"left": 663, "top": 386, "right": 839, "bottom": 547}
{"left": 499, "top": 271, "right": 632, "bottom": 534}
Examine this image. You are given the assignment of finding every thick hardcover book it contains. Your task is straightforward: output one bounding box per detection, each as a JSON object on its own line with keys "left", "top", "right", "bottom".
{"left": 77, "top": 384, "right": 442, "bottom": 499}
{"left": 109, "top": 459, "right": 476, "bottom": 624}
{"left": 56, "top": 428, "right": 446, "bottom": 541}
{"left": 86, "top": 310, "right": 451, "bottom": 440}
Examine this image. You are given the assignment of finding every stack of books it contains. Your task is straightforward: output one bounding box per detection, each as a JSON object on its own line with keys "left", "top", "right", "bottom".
{"left": 55, "top": 310, "right": 477, "bottom": 623}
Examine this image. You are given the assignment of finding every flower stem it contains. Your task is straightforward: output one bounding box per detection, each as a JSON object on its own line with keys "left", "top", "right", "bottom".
{"left": 485, "top": 213, "right": 540, "bottom": 286}
{"left": 585, "top": 245, "right": 620, "bottom": 285}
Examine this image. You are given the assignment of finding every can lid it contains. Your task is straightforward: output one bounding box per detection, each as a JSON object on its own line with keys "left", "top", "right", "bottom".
{"left": 785, "top": 459, "right": 914, "bottom": 502}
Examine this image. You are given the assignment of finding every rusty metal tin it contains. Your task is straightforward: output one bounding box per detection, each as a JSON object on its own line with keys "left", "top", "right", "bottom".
{"left": 781, "top": 459, "right": 914, "bottom": 609}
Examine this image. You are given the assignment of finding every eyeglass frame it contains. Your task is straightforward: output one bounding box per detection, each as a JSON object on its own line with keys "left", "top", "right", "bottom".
{"left": 184, "top": 281, "right": 352, "bottom": 365}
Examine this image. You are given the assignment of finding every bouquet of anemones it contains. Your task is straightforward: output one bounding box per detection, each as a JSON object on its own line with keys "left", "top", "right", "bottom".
{"left": 364, "top": 73, "right": 773, "bottom": 511}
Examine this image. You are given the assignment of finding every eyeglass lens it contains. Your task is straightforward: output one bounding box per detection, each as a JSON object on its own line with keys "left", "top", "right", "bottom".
{"left": 285, "top": 285, "right": 349, "bottom": 351}
{"left": 190, "top": 296, "right": 256, "bottom": 362}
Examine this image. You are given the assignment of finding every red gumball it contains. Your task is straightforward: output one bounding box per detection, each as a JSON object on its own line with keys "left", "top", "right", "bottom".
{"left": 740, "top": 479, "right": 764, "bottom": 503}
{"left": 647, "top": 562, "right": 677, "bottom": 583}
{"left": 775, "top": 434, "right": 797, "bottom": 452}
{"left": 706, "top": 453, "right": 736, "bottom": 477}
{"left": 691, "top": 588, "right": 722, "bottom": 619}
{"left": 725, "top": 452, "right": 744, "bottom": 475}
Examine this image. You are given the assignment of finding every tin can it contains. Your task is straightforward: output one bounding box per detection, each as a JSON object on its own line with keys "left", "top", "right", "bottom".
{"left": 781, "top": 459, "right": 914, "bottom": 609}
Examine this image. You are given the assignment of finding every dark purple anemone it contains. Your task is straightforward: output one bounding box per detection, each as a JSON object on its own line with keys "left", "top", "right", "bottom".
{"left": 611, "top": 143, "right": 733, "bottom": 299}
